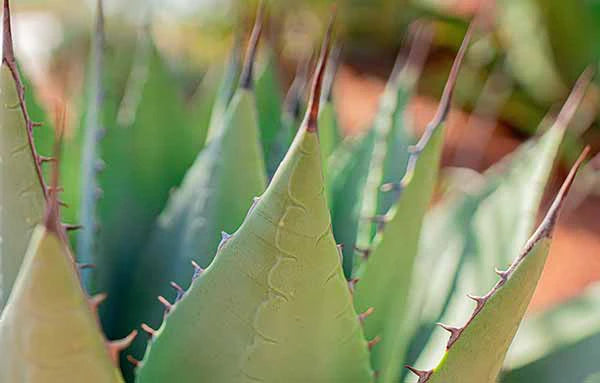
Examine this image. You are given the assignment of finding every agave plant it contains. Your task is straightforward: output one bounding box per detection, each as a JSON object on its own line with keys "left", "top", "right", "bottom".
{"left": 0, "top": 0, "right": 599, "bottom": 382}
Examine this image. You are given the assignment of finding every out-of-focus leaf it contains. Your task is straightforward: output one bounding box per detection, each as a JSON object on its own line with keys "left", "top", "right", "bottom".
{"left": 421, "top": 150, "right": 587, "bottom": 383}
{"left": 352, "top": 25, "right": 466, "bottom": 383}
{"left": 255, "top": 47, "right": 284, "bottom": 171}
{"left": 407, "top": 70, "right": 591, "bottom": 378}
{"left": 502, "top": 283, "right": 600, "bottom": 382}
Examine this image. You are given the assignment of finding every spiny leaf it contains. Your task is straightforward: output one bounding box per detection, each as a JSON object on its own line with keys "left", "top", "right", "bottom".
{"left": 77, "top": 0, "right": 106, "bottom": 292}
{"left": 136, "top": 17, "right": 373, "bottom": 383}
{"left": 409, "top": 69, "right": 593, "bottom": 375}
{"left": 502, "top": 283, "right": 600, "bottom": 382}
{"left": 352, "top": 24, "right": 469, "bottom": 383}
{"left": 328, "top": 25, "right": 431, "bottom": 279}
{"left": 256, "top": 46, "right": 285, "bottom": 175}
{"left": 122, "top": 5, "right": 268, "bottom": 365}
{"left": 0, "top": 127, "right": 133, "bottom": 383}
{"left": 417, "top": 147, "right": 589, "bottom": 383}
{"left": 354, "top": 23, "right": 432, "bottom": 251}
{"left": 0, "top": 0, "right": 47, "bottom": 310}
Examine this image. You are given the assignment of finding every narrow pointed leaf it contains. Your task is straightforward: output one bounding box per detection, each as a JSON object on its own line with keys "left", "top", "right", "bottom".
{"left": 0, "top": 226, "right": 124, "bottom": 382}
{"left": 0, "top": 0, "right": 46, "bottom": 309}
{"left": 77, "top": 0, "right": 106, "bottom": 291}
{"left": 424, "top": 148, "right": 588, "bottom": 383}
{"left": 353, "top": 25, "right": 469, "bottom": 383}
{"left": 410, "top": 69, "right": 592, "bottom": 374}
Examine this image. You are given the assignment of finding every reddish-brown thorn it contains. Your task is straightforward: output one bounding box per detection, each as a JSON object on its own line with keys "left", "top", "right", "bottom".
{"left": 141, "top": 323, "right": 156, "bottom": 337}
{"left": 64, "top": 223, "right": 83, "bottom": 231}
{"left": 358, "top": 307, "right": 375, "bottom": 324}
{"left": 467, "top": 294, "right": 487, "bottom": 311}
{"left": 368, "top": 335, "right": 381, "bottom": 350}
{"left": 170, "top": 281, "right": 185, "bottom": 295}
{"left": 437, "top": 322, "right": 463, "bottom": 349}
{"left": 305, "top": 11, "right": 335, "bottom": 133}
{"left": 38, "top": 156, "right": 56, "bottom": 165}
{"left": 89, "top": 293, "right": 107, "bottom": 310}
{"left": 191, "top": 260, "right": 205, "bottom": 281}
{"left": 2, "top": 0, "right": 15, "bottom": 64}
{"left": 239, "top": 1, "right": 264, "bottom": 89}
{"left": 399, "top": 19, "right": 473, "bottom": 190}
{"left": 32, "top": 121, "right": 43, "bottom": 128}
{"left": 405, "top": 365, "right": 433, "bottom": 383}
{"left": 348, "top": 278, "right": 359, "bottom": 294}
{"left": 126, "top": 355, "right": 141, "bottom": 367}
{"left": 107, "top": 330, "right": 138, "bottom": 364}
{"left": 158, "top": 296, "right": 173, "bottom": 312}
{"left": 78, "top": 263, "right": 95, "bottom": 269}
{"left": 494, "top": 267, "right": 509, "bottom": 281}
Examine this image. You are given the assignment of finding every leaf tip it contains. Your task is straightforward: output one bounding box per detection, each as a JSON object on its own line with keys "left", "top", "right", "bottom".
{"left": 2, "top": 0, "right": 14, "bottom": 65}
{"left": 239, "top": 1, "right": 265, "bottom": 90}
{"left": 305, "top": 10, "right": 335, "bottom": 133}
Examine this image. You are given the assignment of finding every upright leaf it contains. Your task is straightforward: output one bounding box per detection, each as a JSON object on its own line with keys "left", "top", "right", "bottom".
{"left": 0, "top": 131, "right": 135, "bottom": 383}
{"left": 354, "top": 25, "right": 432, "bottom": 250}
{"left": 77, "top": 0, "right": 106, "bottom": 291}
{"left": 0, "top": 0, "right": 47, "bottom": 309}
{"left": 136, "top": 19, "right": 374, "bottom": 383}
{"left": 409, "top": 69, "right": 592, "bottom": 375}
{"left": 122, "top": 7, "right": 268, "bottom": 363}
{"left": 353, "top": 25, "right": 470, "bottom": 383}
{"left": 410, "top": 147, "right": 588, "bottom": 383}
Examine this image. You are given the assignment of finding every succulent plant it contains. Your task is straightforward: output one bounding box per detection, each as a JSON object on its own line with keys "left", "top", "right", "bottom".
{"left": 0, "top": 0, "right": 598, "bottom": 382}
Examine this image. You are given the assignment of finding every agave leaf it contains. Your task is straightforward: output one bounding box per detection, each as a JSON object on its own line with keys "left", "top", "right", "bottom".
{"left": 354, "top": 25, "right": 432, "bottom": 251}
{"left": 0, "top": 225, "right": 125, "bottom": 382}
{"left": 77, "top": 0, "right": 106, "bottom": 291}
{"left": 352, "top": 25, "right": 469, "bottom": 383}
{"left": 267, "top": 60, "right": 308, "bottom": 178}
{"left": 318, "top": 45, "right": 342, "bottom": 179}
{"left": 202, "top": 37, "right": 242, "bottom": 142}
{"left": 122, "top": 9, "right": 268, "bottom": 364}
{"left": 415, "top": 148, "right": 588, "bottom": 383}
{"left": 255, "top": 46, "right": 284, "bottom": 172}
{"left": 408, "top": 69, "right": 592, "bottom": 376}
{"left": 328, "top": 27, "right": 432, "bottom": 279}
{"left": 0, "top": 128, "right": 133, "bottom": 382}
{"left": 136, "top": 21, "right": 374, "bottom": 383}
{"left": 502, "top": 283, "right": 600, "bottom": 382}
{"left": 0, "top": 1, "right": 47, "bottom": 309}
{"left": 328, "top": 131, "right": 376, "bottom": 277}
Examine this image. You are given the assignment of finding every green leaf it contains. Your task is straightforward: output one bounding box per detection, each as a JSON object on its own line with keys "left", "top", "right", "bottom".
{"left": 408, "top": 69, "right": 592, "bottom": 376}
{"left": 0, "top": 9, "right": 47, "bottom": 309}
{"left": 123, "top": 13, "right": 268, "bottom": 366}
{"left": 328, "top": 131, "right": 376, "bottom": 277}
{"left": 318, "top": 100, "right": 341, "bottom": 180}
{"left": 77, "top": 0, "right": 105, "bottom": 291}
{"left": 136, "top": 25, "right": 374, "bottom": 383}
{"left": 124, "top": 86, "right": 267, "bottom": 355}
{"left": 352, "top": 26, "right": 468, "bottom": 383}
{"left": 417, "top": 148, "right": 587, "bottom": 383}
{"left": 0, "top": 218, "right": 124, "bottom": 381}
{"left": 255, "top": 47, "right": 284, "bottom": 172}
{"left": 502, "top": 283, "right": 600, "bottom": 382}
{"left": 353, "top": 25, "right": 431, "bottom": 250}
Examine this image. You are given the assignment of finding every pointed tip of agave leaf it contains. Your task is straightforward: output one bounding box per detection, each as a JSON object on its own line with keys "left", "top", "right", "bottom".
{"left": 389, "top": 20, "right": 433, "bottom": 84}
{"left": 305, "top": 10, "right": 335, "bottom": 133}
{"left": 442, "top": 146, "right": 590, "bottom": 351}
{"left": 239, "top": 0, "right": 265, "bottom": 90}
{"left": 534, "top": 145, "right": 590, "bottom": 240}
{"left": 552, "top": 66, "right": 594, "bottom": 132}
{"left": 399, "top": 21, "right": 472, "bottom": 188}
{"left": 2, "top": 0, "right": 15, "bottom": 64}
